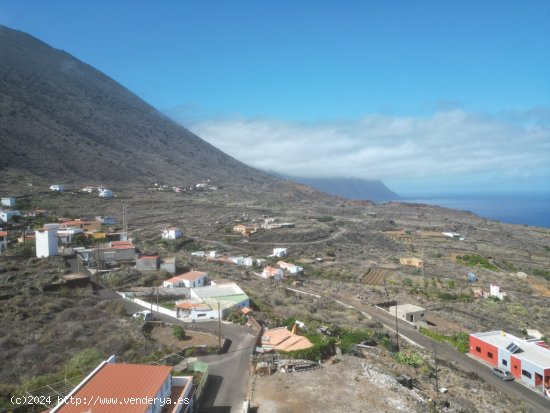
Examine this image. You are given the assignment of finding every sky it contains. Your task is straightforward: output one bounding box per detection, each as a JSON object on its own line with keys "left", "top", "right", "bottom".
{"left": 1, "top": 0, "right": 549, "bottom": 195}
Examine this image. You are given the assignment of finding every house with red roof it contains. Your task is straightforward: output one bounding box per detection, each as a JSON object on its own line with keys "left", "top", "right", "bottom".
{"left": 261, "top": 266, "right": 283, "bottom": 281}
{"left": 163, "top": 271, "right": 208, "bottom": 288}
{"left": 49, "top": 355, "right": 194, "bottom": 413}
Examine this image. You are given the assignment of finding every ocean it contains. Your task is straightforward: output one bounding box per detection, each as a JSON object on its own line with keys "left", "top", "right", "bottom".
{"left": 400, "top": 193, "right": 550, "bottom": 228}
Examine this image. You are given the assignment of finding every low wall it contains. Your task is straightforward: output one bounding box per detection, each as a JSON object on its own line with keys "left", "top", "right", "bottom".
{"left": 119, "top": 292, "right": 178, "bottom": 318}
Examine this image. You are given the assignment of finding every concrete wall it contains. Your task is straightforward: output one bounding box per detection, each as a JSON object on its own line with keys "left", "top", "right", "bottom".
{"left": 36, "top": 229, "right": 58, "bottom": 257}
{"left": 469, "top": 336, "right": 498, "bottom": 367}
{"left": 120, "top": 293, "right": 178, "bottom": 319}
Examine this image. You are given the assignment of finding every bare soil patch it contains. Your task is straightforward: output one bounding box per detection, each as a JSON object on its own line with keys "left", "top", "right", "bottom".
{"left": 149, "top": 325, "right": 219, "bottom": 352}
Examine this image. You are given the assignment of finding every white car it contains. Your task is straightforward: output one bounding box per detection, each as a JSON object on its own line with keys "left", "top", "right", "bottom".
{"left": 132, "top": 310, "right": 153, "bottom": 321}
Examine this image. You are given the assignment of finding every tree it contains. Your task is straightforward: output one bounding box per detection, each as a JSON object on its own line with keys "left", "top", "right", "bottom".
{"left": 172, "top": 325, "right": 186, "bottom": 340}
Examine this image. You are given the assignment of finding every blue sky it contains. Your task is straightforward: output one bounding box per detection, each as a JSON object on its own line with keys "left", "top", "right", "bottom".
{"left": 1, "top": 0, "right": 549, "bottom": 194}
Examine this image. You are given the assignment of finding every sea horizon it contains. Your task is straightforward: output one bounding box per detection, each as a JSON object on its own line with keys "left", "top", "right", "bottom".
{"left": 398, "top": 191, "right": 550, "bottom": 228}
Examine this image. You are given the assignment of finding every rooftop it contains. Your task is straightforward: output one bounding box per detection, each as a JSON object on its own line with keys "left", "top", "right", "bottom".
{"left": 389, "top": 303, "right": 426, "bottom": 313}
{"left": 176, "top": 271, "right": 208, "bottom": 281}
{"left": 471, "top": 331, "right": 550, "bottom": 368}
{"left": 191, "top": 282, "right": 245, "bottom": 298}
{"left": 53, "top": 362, "right": 172, "bottom": 413}
{"left": 261, "top": 327, "right": 313, "bottom": 352}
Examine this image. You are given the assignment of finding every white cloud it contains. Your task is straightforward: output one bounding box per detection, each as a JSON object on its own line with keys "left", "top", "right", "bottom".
{"left": 181, "top": 110, "right": 550, "bottom": 188}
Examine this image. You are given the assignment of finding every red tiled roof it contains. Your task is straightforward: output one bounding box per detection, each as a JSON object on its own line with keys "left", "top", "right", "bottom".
{"left": 0, "top": 231, "right": 7, "bottom": 237}
{"left": 111, "top": 245, "right": 135, "bottom": 250}
{"left": 176, "top": 271, "right": 207, "bottom": 281}
{"left": 176, "top": 301, "right": 210, "bottom": 310}
{"left": 111, "top": 241, "right": 134, "bottom": 246}
{"left": 55, "top": 363, "right": 172, "bottom": 413}
{"left": 139, "top": 255, "right": 159, "bottom": 260}
{"left": 164, "top": 277, "right": 184, "bottom": 284}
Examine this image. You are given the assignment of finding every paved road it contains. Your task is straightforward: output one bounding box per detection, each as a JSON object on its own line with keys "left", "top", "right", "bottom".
{"left": 324, "top": 290, "right": 550, "bottom": 413}
{"left": 100, "top": 288, "right": 256, "bottom": 413}
{"left": 68, "top": 258, "right": 256, "bottom": 413}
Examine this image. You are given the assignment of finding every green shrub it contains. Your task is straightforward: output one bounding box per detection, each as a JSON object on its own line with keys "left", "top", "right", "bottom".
{"left": 173, "top": 325, "right": 186, "bottom": 340}
{"left": 456, "top": 255, "right": 497, "bottom": 271}
{"left": 394, "top": 350, "right": 425, "bottom": 368}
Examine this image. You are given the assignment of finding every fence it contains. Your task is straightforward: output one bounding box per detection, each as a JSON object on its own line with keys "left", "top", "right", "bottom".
{"left": 118, "top": 292, "right": 178, "bottom": 318}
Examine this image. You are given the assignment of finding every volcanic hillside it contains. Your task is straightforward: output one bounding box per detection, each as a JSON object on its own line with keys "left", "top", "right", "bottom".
{"left": 0, "top": 25, "right": 273, "bottom": 187}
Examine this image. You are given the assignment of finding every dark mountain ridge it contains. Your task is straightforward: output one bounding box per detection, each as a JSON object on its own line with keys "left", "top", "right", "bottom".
{"left": 0, "top": 25, "right": 273, "bottom": 187}
{"left": 273, "top": 173, "right": 402, "bottom": 202}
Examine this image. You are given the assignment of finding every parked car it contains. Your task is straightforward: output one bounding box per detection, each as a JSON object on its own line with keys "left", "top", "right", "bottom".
{"left": 132, "top": 310, "right": 153, "bottom": 321}
{"left": 491, "top": 367, "right": 514, "bottom": 381}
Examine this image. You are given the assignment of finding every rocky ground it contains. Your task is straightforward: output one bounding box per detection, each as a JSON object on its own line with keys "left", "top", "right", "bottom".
{"left": 1, "top": 183, "right": 549, "bottom": 412}
{"left": 253, "top": 354, "right": 525, "bottom": 413}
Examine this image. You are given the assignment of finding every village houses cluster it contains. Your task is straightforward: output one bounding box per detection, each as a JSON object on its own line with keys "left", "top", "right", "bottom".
{"left": 2, "top": 186, "right": 549, "bottom": 406}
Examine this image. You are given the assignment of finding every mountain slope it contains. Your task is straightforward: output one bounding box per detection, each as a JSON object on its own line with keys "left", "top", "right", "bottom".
{"left": 274, "top": 174, "right": 401, "bottom": 202}
{"left": 0, "top": 25, "right": 273, "bottom": 186}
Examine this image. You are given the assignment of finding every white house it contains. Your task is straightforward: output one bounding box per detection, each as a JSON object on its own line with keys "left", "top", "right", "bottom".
{"left": 98, "top": 188, "right": 114, "bottom": 198}
{"left": 0, "top": 231, "right": 7, "bottom": 254}
{"left": 278, "top": 260, "right": 303, "bottom": 274}
{"left": 162, "top": 227, "right": 183, "bottom": 240}
{"left": 261, "top": 266, "right": 284, "bottom": 281}
{"left": 163, "top": 271, "right": 208, "bottom": 288}
{"left": 489, "top": 284, "right": 507, "bottom": 300}
{"left": 81, "top": 186, "right": 95, "bottom": 193}
{"left": 0, "top": 210, "right": 21, "bottom": 223}
{"left": 57, "top": 228, "right": 84, "bottom": 244}
{"left": 49, "top": 184, "right": 64, "bottom": 192}
{"left": 209, "top": 250, "right": 221, "bottom": 258}
{"left": 191, "top": 250, "right": 205, "bottom": 257}
{"left": 230, "top": 256, "right": 254, "bottom": 266}
{"left": 270, "top": 248, "right": 288, "bottom": 258}
{"left": 177, "top": 282, "right": 249, "bottom": 321}
{"left": 36, "top": 228, "right": 58, "bottom": 257}
{"left": 95, "top": 215, "right": 117, "bottom": 225}
{"left": 1, "top": 197, "right": 15, "bottom": 207}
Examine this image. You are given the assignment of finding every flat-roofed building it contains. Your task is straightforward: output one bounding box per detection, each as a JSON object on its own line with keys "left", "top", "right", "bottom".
{"left": 470, "top": 331, "right": 550, "bottom": 393}
{"left": 388, "top": 303, "right": 426, "bottom": 324}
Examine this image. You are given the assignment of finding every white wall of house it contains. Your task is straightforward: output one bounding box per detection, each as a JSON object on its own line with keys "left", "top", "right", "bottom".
{"left": 183, "top": 275, "right": 208, "bottom": 288}
{"left": 272, "top": 248, "right": 287, "bottom": 257}
{"left": 162, "top": 228, "right": 183, "bottom": 240}
{"left": 1, "top": 198, "right": 15, "bottom": 207}
{"left": 0, "top": 210, "right": 21, "bottom": 223}
{"left": 163, "top": 279, "right": 184, "bottom": 288}
{"left": 36, "top": 229, "right": 58, "bottom": 257}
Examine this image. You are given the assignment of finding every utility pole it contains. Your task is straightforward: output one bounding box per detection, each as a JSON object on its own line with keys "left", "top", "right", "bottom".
{"left": 395, "top": 299, "right": 399, "bottom": 351}
{"left": 434, "top": 343, "right": 439, "bottom": 391}
{"left": 218, "top": 302, "right": 221, "bottom": 352}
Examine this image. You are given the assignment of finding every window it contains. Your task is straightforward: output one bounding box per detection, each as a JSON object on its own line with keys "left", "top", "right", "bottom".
{"left": 522, "top": 370, "right": 532, "bottom": 379}
{"left": 502, "top": 359, "right": 508, "bottom": 366}
{"left": 475, "top": 346, "right": 481, "bottom": 353}
{"left": 487, "top": 352, "right": 493, "bottom": 359}
{"left": 197, "top": 313, "right": 206, "bottom": 318}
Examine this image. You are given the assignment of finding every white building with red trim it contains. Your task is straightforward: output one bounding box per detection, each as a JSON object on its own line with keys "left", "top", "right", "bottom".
{"left": 469, "top": 331, "right": 550, "bottom": 394}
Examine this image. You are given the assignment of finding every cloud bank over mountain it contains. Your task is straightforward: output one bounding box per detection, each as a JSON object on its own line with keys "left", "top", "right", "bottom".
{"left": 181, "top": 109, "right": 550, "bottom": 193}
